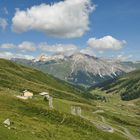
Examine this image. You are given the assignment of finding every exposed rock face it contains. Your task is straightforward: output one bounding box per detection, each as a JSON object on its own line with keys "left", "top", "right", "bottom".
{"left": 3, "top": 119, "right": 10, "bottom": 126}
{"left": 11, "top": 53, "right": 135, "bottom": 87}
{"left": 33, "top": 53, "right": 65, "bottom": 62}
{"left": 69, "top": 53, "right": 132, "bottom": 77}
{"left": 71, "top": 106, "right": 81, "bottom": 116}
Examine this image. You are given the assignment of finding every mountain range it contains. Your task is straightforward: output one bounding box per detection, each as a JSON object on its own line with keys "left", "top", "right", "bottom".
{"left": 12, "top": 53, "right": 137, "bottom": 88}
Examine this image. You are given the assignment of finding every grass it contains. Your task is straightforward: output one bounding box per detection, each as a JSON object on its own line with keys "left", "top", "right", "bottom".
{"left": 0, "top": 59, "right": 140, "bottom": 140}
{"left": 0, "top": 59, "right": 92, "bottom": 103}
{"left": 90, "top": 70, "right": 140, "bottom": 101}
{"left": 0, "top": 91, "right": 128, "bottom": 140}
{"left": 90, "top": 89, "right": 140, "bottom": 138}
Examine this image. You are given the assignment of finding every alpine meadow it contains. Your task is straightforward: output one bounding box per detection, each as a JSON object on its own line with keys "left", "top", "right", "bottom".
{"left": 0, "top": 0, "right": 140, "bottom": 140}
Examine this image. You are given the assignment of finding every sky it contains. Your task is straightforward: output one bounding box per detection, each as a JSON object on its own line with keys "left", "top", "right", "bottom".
{"left": 0, "top": 0, "right": 140, "bottom": 61}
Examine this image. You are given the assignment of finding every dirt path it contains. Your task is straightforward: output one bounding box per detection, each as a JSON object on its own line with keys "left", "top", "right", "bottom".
{"left": 81, "top": 114, "right": 138, "bottom": 140}
{"left": 81, "top": 115, "right": 114, "bottom": 133}
{"left": 99, "top": 115, "right": 138, "bottom": 140}
{"left": 115, "top": 126, "right": 138, "bottom": 140}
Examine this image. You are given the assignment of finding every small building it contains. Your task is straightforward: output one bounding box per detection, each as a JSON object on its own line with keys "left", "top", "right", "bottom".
{"left": 16, "top": 90, "right": 33, "bottom": 100}
{"left": 39, "top": 92, "right": 50, "bottom": 99}
{"left": 39, "top": 92, "right": 49, "bottom": 96}
{"left": 39, "top": 92, "right": 53, "bottom": 109}
{"left": 22, "top": 90, "right": 33, "bottom": 98}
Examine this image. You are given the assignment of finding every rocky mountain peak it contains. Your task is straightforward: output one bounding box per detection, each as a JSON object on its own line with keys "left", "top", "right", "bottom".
{"left": 11, "top": 53, "right": 135, "bottom": 87}
{"left": 70, "top": 52, "right": 97, "bottom": 60}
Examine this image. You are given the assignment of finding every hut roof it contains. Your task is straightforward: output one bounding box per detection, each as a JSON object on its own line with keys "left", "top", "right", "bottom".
{"left": 39, "top": 92, "right": 49, "bottom": 96}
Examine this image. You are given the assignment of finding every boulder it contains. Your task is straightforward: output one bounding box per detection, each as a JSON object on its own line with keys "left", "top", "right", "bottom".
{"left": 3, "top": 119, "right": 10, "bottom": 126}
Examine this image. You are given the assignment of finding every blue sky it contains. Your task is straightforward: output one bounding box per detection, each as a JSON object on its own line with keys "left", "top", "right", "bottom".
{"left": 0, "top": 0, "right": 140, "bottom": 61}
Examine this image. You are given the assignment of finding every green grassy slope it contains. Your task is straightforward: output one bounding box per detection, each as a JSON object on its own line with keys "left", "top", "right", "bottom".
{"left": 0, "top": 91, "right": 129, "bottom": 140}
{"left": 90, "top": 70, "right": 140, "bottom": 101}
{"left": 0, "top": 59, "right": 140, "bottom": 140}
{"left": 89, "top": 89, "right": 140, "bottom": 139}
{"left": 0, "top": 59, "right": 92, "bottom": 103}
{"left": 0, "top": 59, "right": 131, "bottom": 140}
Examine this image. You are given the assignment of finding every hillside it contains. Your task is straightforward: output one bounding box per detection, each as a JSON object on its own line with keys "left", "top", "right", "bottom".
{"left": 0, "top": 58, "right": 91, "bottom": 103}
{"left": 90, "top": 70, "right": 140, "bottom": 101}
{"left": 0, "top": 59, "right": 140, "bottom": 140}
{"left": 0, "top": 91, "right": 132, "bottom": 140}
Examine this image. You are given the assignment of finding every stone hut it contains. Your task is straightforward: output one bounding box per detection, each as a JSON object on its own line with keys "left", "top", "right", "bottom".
{"left": 22, "top": 90, "right": 33, "bottom": 98}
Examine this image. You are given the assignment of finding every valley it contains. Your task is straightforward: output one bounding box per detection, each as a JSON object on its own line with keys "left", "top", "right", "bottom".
{"left": 0, "top": 59, "right": 140, "bottom": 140}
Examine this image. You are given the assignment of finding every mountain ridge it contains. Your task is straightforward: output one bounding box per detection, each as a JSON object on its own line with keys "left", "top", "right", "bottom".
{"left": 12, "top": 53, "right": 135, "bottom": 87}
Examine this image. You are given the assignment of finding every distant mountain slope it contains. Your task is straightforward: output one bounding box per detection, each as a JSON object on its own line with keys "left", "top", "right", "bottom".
{"left": 121, "top": 61, "right": 140, "bottom": 69}
{"left": 0, "top": 59, "right": 91, "bottom": 102}
{"left": 12, "top": 53, "right": 134, "bottom": 88}
{"left": 90, "top": 70, "right": 140, "bottom": 101}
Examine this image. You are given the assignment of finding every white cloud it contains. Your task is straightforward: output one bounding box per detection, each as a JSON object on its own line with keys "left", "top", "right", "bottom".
{"left": 0, "top": 18, "right": 8, "bottom": 30}
{"left": 0, "top": 51, "right": 34, "bottom": 60}
{"left": 12, "top": 0, "right": 95, "bottom": 38}
{"left": 98, "top": 50, "right": 104, "bottom": 54}
{"left": 0, "top": 42, "right": 36, "bottom": 51}
{"left": 14, "top": 54, "right": 35, "bottom": 60}
{"left": 87, "top": 36, "right": 126, "bottom": 50}
{"left": 18, "top": 41, "right": 36, "bottom": 51}
{"left": 116, "top": 54, "right": 133, "bottom": 61}
{"left": 0, "top": 42, "right": 78, "bottom": 54}
{"left": 0, "top": 43, "right": 16, "bottom": 49}
{"left": 80, "top": 47, "right": 96, "bottom": 56}
{"left": 0, "top": 52, "right": 13, "bottom": 59}
{"left": 39, "top": 43, "right": 78, "bottom": 54}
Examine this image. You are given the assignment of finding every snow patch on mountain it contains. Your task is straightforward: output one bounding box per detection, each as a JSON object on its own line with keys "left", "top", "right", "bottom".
{"left": 11, "top": 52, "right": 135, "bottom": 87}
